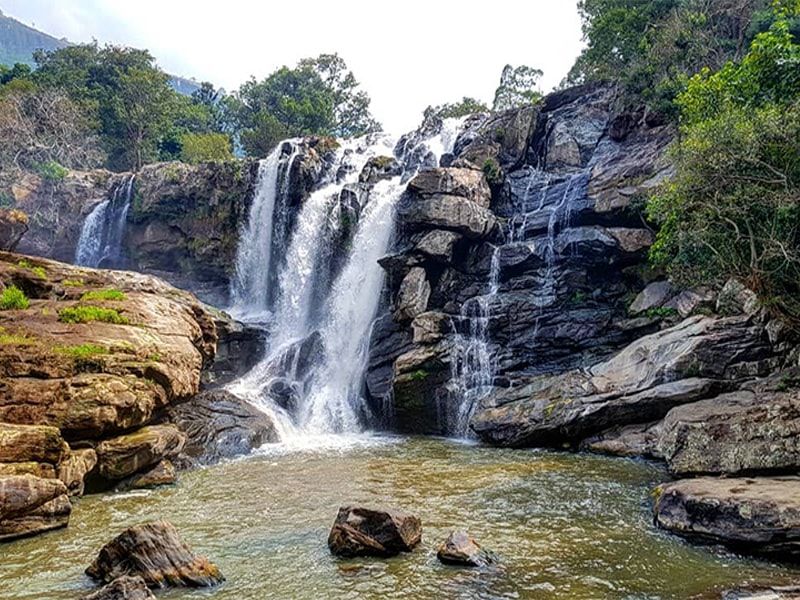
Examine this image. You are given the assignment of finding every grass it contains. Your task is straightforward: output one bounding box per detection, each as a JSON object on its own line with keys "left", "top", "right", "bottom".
{"left": 81, "top": 289, "right": 126, "bottom": 302}
{"left": 0, "top": 286, "right": 30, "bottom": 310}
{"left": 409, "top": 369, "right": 429, "bottom": 381}
{"left": 55, "top": 344, "right": 107, "bottom": 358}
{"left": 58, "top": 305, "right": 128, "bottom": 325}
{"left": 62, "top": 279, "right": 85, "bottom": 287}
{"left": 16, "top": 260, "right": 46, "bottom": 279}
{"left": 0, "top": 328, "right": 36, "bottom": 345}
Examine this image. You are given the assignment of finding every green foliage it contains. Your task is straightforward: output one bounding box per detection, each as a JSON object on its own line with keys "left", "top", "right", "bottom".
{"left": 642, "top": 306, "right": 679, "bottom": 319}
{"left": 58, "top": 305, "right": 129, "bottom": 325}
{"left": 410, "top": 369, "right": 429, "bottom": 381}
{"left": 0, "top": 286, "right": 29, "bottom": 310}
{"left": 0, "top": 329, "right": 36, "bottom": 345}
{"left": 55, "top": 343, "right": 107, "bottom": 358}
{"left": 493, "top": 65, "right": 543, "bottom": 111}
{"left": 648, "top": 10, "right": 800, "bottom": 322}
{"left": 483, "top": 158, "right": 503, "bottom": 186}
{"left": 80, "top": 289, "right": 126, "bottom": 301}
{"left": 34, "top": 160, "right": 68, "bottom": 182}
{"left": 180, "top": 132, "right": 234, "bottom": 164}
{"left": 423, "top": 97, "right": 488, "bottom": 125}
{"left": 16, "top": 259, "right": 46, "bottom": 279}
{"left": 61, "top": 278, "right": 85, "bottom": 287}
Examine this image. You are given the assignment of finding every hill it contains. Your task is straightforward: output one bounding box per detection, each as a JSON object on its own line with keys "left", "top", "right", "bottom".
{"left": 0, "top": 9, "right": 68, "bottom": 67}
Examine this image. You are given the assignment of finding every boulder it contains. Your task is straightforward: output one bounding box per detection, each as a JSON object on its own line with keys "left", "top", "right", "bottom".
{"left": 412, "top": 230, "right": 462, "bottom": 264}
{"left": 86, "top": 521, "right": 224, "bottom": 588}
{"left": 0, "top": 423, "right": 66, "bottom": 465}
{"left": 0, "top": 474, "right": 71, "bottom": 541}
{"left": 657, "top": 386, "right": 800, "bottom": 476}
{"left": 581, "top": 421, "right": 663, "bottom": 458}
{"left": 400, "top": 195, "right": 498, "bottom": 239}
{"left": 653, "top": 477, "right": 800, "bottom": 560}
{"left": 717, "top": 278, "right": 761, "bottom": 317}
{"left": 95, "top": 425, "right": 185, "bottom": 482}
{"left": 664, "top": 287, "right": 715, "bottom": 318}
{"left": 408, "top": 168, "right": 492, "bottom": 207}
{"left": 437, "top": 531, "right": 498, "bottom": 567}
{"left": 81, "top": 576, "right": 156, "bottom": 600}
{"left": 124, "top": 460, "right": 176, "bottom": 490}
{"left": 629, "top": 281, "right": 675, "bottom": 315}
{"left": 166, "top": 389, "right": 278, "bottom": 464}
{"left": 328, "top": 506, "right": 422, "bottom": 557}
{"left": 359, "top": 155, "right": 401, "bottom": 185}
{"left": 58, "top": 448, "right": 97, "bottom": 496}
{"left": 0, "top": 208, "right": 29, "bottom": 251}
{"left": 394, "top": 267, "right": 431, "bottom": 323}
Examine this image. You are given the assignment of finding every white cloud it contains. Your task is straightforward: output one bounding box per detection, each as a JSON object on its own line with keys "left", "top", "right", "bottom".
{"left": 2, "top": 0, "right": 584, "bottom": 133}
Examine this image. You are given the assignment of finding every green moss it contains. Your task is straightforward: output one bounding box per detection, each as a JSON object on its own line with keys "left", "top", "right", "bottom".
{"left": 409, "top": 369, "right": 429, "bottom": 381}
{"left": 16, "top": 259, "right": 46, "bottom": 279}
{"left": 570, "top": 291, "right": 589, "bottom": 305}
{"left": 80, "top": 289, "right": 126, "bottom": 302}
{"left": 62, "top": 279, "right": 85, "bottom": 287}
{"left": 643, "top": 306, "right": 679, "bottom": 319}
{"left": 777, "top": 374, "right": 800, "bottom": 392}
{"left": 482, "top": 158, "right": 503, "bottom": 186}
{"left": 0, "top": 328, "right": 36, "bottom": 345}
{"left": 58, "top": 305, "right": 129, "bottom": 325}
{"left": 148, "top": 352, "right": 162, "bottom": 362}
{"left": 0, "top": 286, "right": 30, "bottom": 310}
{"left": 55, "top": 344, "right": 107, "bottom": 358}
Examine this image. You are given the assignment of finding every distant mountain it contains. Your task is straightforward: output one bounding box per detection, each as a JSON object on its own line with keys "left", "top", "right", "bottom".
{"left": 0, "top": 9, "right": 68, "bottom": 67}
{"left": 0, "top": 9, "right": 203, "bottom": 96}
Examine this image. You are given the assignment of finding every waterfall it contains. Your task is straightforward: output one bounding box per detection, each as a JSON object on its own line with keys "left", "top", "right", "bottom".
{"left": 229, "top": 119, "right": 466, "bottom": 439}
{"left": 75, "top": 175, "right": 134, "bottom": 269}
{"left": 229, "top": 141, "right": 300, "bottom": 320}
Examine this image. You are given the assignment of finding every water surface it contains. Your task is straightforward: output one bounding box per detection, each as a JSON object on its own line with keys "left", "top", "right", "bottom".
{"left": 2, "top": 437, "right": 797, "bottom": 599}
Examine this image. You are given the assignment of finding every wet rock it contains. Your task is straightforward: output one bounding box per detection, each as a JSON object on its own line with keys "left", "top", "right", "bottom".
{"left": 629, "top": 281, "right": 675, "bottom": 315}
{"left": 437, "top": 531, "right": 498, "bottom": 567}
{"left": 205, "top": 316, "right": 266, "bottom": 387}
{"left": 581, "top": 421, "right": 663, "bottom": 458}
{"left": 401, "top": 195, "right": 499, "bottom": 239}
{"left": 653, "top": 477, "right": 800, "bottom": 560}
{"left": 723, "top": 587, "right": 800, "bottom": 600}
{"left": 359, "top": 155, "right": 401, "bottom": 185}
{"left": 81, "top": 576, "right": 156, "bottom": 600}
{"left": 657, "top": 386, "right": 800, "bottom": 476}
{"left": 408, "top": 168, "right": 492, "bottom": 207}
{"left": 328, "top": 506, "right": 422, "bottom": 557}
{"left": 0, "top": 208, "right": 29, "bottom": 251}
{"left": 0, "top": 474, "right": 71, "bottom": 541}
{"left": 394, "top": 267, "right": 431, "bottom": 323}
{"left": 95, "top": 425, "right": 185, "bottom": 482}
{"left": 717, "top": 279, "right": 761, "bottom": 317}
{"left": 166, "top": 389, "right": 278, "bottom": 465}
{"left": 86, "top": 520, "right": 224, "bottom": 588}
{"left": 125, "top": 460, "right": 176, "bottom": 490}
{"left": 58, "top": 448, "right": 97, "bottom": 496}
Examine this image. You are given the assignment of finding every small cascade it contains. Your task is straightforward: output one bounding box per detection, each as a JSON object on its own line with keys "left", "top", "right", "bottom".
{"left": 230, "top": 119, "right": 466, "bottom": 438}
{"left": 74, "top": 174, "right": 135, "bottom": 269}
{"left": 229, "top": 141, "right": 300, "bottom": 320}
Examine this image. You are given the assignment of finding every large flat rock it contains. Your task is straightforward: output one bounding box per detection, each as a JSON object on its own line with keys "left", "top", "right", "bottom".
{"left": 654, "top": 477, "right": 800, "bottom": 560}
{"left": 0, "top": 474, "right": 71, "bottom": 542}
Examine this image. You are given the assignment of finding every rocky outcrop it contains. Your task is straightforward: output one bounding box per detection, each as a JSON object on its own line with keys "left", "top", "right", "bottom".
{"left": 0, "top": 474, "right": 71, "bottom": 541}
{"left": 0, "top": 209, "right": 28, "bottom": 251}
{"left": 95, "top": 425, "right": 185, "bottom": 482}
{"left": 86, "top": 521, "right": 224, "bottom": 588}
{"left": 328, "top": 506, "right": 422, "bottom": 557}
{"left": 58, "top": 448, "right": 97, "bottom": 496}
{"left": 81, "top": 576, "right": 156, "bottom": 600}
{"left": 472, "top": 315, "right": 778, "bottom": 447}
{"left": 166, "top": 389, "right": 278, "bottom": 465}
{"left": 654, "top": 477, "right": 800, "bottom": 560}
{"left": 437, "top": 531, "right": 498, "bottom": 568}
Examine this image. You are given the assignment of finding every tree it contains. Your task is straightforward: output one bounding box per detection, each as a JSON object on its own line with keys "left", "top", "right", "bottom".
{"left": 422, "top": 97, "right": 488, "bottom": 125}
{"left": 648, "top": 9, "right": 800, "bottom": 321}
{"left": 492, "top": 65, "right": 543, "bottom": 111}
{"left": 180, "top": 132, "right": 233, "bottom": 163}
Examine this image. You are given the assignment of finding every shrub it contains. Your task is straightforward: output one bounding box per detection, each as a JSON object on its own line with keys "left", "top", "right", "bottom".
{"left": 483, "top": 158, "right": 503, "bottom": 186}
{"left": 180, "top": 132, "right": 234, "bottom": 164}
{"left": 80, "top": 289, "right": 126, "bottom": 302}
{"left": 58, "top": 305, "right": 128, "bottom": 325}
{"left": 0, "top": 285, "right": 29, "bottom": 310}
{"left": 35, "top": 160, "right": 69, "bottom": 182}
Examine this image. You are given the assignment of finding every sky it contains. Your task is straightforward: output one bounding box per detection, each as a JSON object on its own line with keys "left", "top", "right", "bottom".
{"left": 1, "top": 1, "right": 585, "bottom": 134}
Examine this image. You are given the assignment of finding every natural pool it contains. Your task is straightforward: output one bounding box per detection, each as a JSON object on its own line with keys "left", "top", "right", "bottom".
{"left": 1, "top": 436, "right": 797, "bottom": 599}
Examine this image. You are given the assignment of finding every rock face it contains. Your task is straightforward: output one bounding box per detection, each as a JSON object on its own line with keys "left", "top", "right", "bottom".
{"left": 368, "top": 83, "right": 677, "bottom": 435}
{"left": 86, "top": 521, "right": 225, "bottom": 588}
{"left": 166, "top": 389, "right": 278, "bottom": 465}
{"left": 81, "top": 576, "right": 156, "bottom": 600}
{"left": 95, "top": 425, "right": 185, "bottom": 482}
{"left": 654, "top": 477, "right": 800, "bottom": 560}
{"left": 328, "top": 506, "right": 422, "bottom": 558}
{"left": 0, "top": 208, "right": 28, "bottom": 251}
{"left": 0, "top": 474, "right": 71, "bottom": 541}
{"left": 437, "top": 531, "right": 498, "bottom": 568}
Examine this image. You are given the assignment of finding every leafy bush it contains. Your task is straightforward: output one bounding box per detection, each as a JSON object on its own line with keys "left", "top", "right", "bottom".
{"left": 180, "top": 132, "right": 234, "bottom": 164}
{"left": 483, "top": 158, "right": 503, "bottom": 186}
{"left": 0, "top": 285, "right": 30, "bottom": 310}
{"left": 35, "top": 160, "right": 69, "bottom": 182}
{"left": 58, "top": 305, "right": 128, "bottom": 325}
{"left": 80, "top": 289, "right": 126, "bottom": 302}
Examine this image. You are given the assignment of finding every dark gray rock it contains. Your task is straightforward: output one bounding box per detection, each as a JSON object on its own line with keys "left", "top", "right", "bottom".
{"left": 394, "top": 267, "right": 431, "bottom": 322}
{"left": 400, "top": 195, "right": 499, "bottom": 239}
{"left": 629, "top": 281, "right": 675, "bottom": 315}
{"left": 328, "top": 506, "right": 422, "bottom": 558}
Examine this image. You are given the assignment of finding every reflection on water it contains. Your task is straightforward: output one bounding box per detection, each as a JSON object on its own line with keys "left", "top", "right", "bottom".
{"left": 1, "top": 437, "right": 797, "bottom": 600}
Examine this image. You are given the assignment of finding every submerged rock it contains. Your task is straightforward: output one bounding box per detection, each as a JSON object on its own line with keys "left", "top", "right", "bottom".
{"left": 0, "top": 474, "right": 71, "bottom": 542}
{"left": 86, "top": 520, "right": 224, "bottom": 588}
{"left": 654, "top": 477, "right": 800, "bottom": 561}
{"left": 124, "top": 459, "right": 176, "bottom": 490}
{"left": 328, "top": 506, "right": 422, "bottom": 557}
{"left": 437, "top": 531, "right": 498, "bottom": 567}
{"left": 81, "top": 576, "right": 156, "bottom": 600}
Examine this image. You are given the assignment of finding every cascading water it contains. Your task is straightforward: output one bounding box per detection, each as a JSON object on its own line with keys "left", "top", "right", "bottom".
{"left": 74, "top": 175, "right": 135, "bottom": 269}
{"left": 229, "top": 142, "right": 301, "bottom": 320}
{"left": 229, "top": 119, "right": 466, "bottom": 440}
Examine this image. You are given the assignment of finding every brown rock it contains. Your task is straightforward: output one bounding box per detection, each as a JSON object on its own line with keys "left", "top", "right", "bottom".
{"left": 58, "top": 448, "right": 97, "bottom": 496}
{"left": 437, "top": 531, "right": 498, "bottom": 567}
{"left": 86, "top": 521, "right": 224, "bottom": 588}
{"left": 81, "top": 576, "right": 156, "bottom": 600}
{"left": 408, "top": 168, "right": 492, "bottom": 207}
{"left": 328, "top": 506, "right": 422, "bottom": 557}
{"left": 126, "top": 460, "right": 176, "bottom": 490}
{"left": 95, "top": 425, "right": 185, "bottom": 482}
{"left": 0, "top": 474, "right": 71, "bottom": 541}
{"left": 0, "top": 208, "right": 29, "bottom": 251}
{"left": 0, "top": 422, "right": 66, "bottom": 465}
